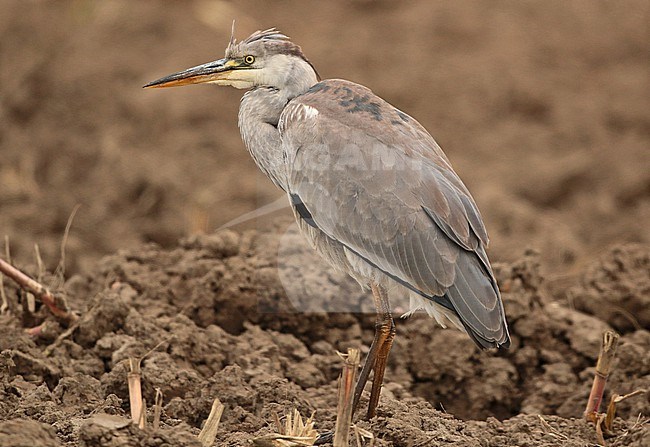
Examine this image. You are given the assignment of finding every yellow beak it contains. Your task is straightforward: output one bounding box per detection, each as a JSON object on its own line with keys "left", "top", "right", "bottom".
{"left": 144, "top": 58, "right": 240, "bottom": 88}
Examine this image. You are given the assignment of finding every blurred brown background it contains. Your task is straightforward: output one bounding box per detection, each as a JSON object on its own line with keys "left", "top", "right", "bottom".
{"left": 1, "top": 0, "right": 648, "bottom": 283}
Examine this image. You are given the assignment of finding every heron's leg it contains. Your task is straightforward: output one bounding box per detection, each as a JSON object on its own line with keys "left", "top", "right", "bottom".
{"left": 315, "top": 284, "right": 394, "bottom": 445}
{"left": 352, "top": 314, "right": 386, "bottom": 413}
{"left": 366, "top": 283, "right": 395, "bottom": 419}
{"left": 352, "top": 283, "right": 395, "bottom": 419}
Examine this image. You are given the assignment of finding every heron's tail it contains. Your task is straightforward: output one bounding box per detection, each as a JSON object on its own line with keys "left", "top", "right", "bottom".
{"left": 442, "top": 250, "right": 510, "bottom": 350}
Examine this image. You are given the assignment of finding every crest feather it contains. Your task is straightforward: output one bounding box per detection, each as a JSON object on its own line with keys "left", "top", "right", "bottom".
{"left": 226, "top": 27, "right": 291, "bottom": 57}
{"left": 225, "top": 26, "right": 320, "bottom": 80}
{"left": 243, "top": 28, "right": 290, "bottom": 44}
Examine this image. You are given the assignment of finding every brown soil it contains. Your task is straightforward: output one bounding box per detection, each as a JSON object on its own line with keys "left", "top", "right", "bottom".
{"left": 1, "top": 1, "right": 648, "bottom": 446}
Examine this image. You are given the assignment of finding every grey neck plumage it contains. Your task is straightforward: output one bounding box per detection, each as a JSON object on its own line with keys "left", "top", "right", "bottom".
{"left": 238, "top": 56, "right": 318, "bottom": 191}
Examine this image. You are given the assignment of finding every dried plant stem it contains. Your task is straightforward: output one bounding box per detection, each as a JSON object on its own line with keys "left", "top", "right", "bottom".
{"left": 198, "top": 397, "right": 225, "bottom": 447}
{"left": 25, "top": 323, "right": 46, "bottom": 337}
{"left": 25, "top": 292, "right": 36, "bottom": 313}
{"left": 0, "top": 257, "right": 77, "bottom": 323}
{"left": 604, "top": 389, "right": 648, "bottom": 431}
{"left": 252, "top": 408, "right": 317, "bottom": 446}
{"left": 153, "top": 388, "right": 163, "bottom": 430}
{"left": 128, "top": 358, "right": 144, "bottom": 428}
{"left": 334, "top": 348, "right": 360, "bottom": 447}
{"left": 139, "top": 398, "right": 147, "bottom": 429}
{"left": 353, "top": 424, "right": 375, "bottom": 447}
{"left": 34, "top": 243, "right": 44, "bottom": 282}
{"left": 126, "top": 341, "right": 172, "bottom": 430}
{"left": 585, "top": 330, "right": 620, "bottom": 421}
{"left": 4, "top": 235, "right": 11, "bottom": 263}
{"left": 595, "top": 413, "right": 607, "bottom": 445}
{"left": 1, "top": 237, "right": 9, "bottom": 315}
{"left": 1, "top": 237, "right": 10, "bottom": 315}
{"left": 43, "top": 322, "right": 79, "bottom": 356}
{"left": 56, "top": 204, "right": 81, "bottom": 281}
{"left": 0, "top": 273, "right": 8, "bottom": 314}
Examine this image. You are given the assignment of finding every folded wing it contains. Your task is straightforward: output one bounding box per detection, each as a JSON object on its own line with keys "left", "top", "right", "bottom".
{"left": 280, "top": 80, "right": 510, "bottom": 349}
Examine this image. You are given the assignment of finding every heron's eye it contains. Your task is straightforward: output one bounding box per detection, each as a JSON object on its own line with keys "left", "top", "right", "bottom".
{"left": 244, "top": 55, "right": 255, "bottom": 65}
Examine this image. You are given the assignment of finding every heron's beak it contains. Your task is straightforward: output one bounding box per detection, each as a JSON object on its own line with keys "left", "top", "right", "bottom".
{"left": 144, "top": 58, "right": 240, "bottom": 88}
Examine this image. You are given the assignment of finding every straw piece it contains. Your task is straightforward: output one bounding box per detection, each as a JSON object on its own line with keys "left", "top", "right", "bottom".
{"left": 198, "top": 397, "right": 225, "bottom": 447}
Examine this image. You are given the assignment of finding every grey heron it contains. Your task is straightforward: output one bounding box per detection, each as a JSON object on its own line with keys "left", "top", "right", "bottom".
{"left": 145, "top": 28, "right": 510, "bottom": 420}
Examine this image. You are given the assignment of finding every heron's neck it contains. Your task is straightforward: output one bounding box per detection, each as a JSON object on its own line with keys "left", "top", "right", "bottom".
{"left": 238, "top": 89, "right": 291, "bottom": 190}
{"left": 238, "top": 62, "right": 318, "bottom": 191}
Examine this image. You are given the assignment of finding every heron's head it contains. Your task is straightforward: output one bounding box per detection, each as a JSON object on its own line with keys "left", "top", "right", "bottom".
{"left": 144, "top": 28, "right": 319, "bottom": 92}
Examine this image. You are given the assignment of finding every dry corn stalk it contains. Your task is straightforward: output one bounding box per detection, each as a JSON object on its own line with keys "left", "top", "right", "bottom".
{"left": 125, "top": 339, "right": 173, "bottom": 430}
{"left": 128, "top": 357, "right": 145, "bottom": 428}
{"left": 334, "top": 348, "right": 360, "bottom": 447}
{"left": 139, "top": 398, "right": 147, "bottom": 429}
{"left": 153, "top": 388, "right": 163, "bottom": 430}
{"left": 584, "top": 330, "right": 619, "bottom": 422}
{"left": 0, "top": 257, "right": 77, "bottom": 324}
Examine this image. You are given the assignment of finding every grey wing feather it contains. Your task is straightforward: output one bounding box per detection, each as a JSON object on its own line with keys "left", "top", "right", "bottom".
{"left": 281, "top": 80, "right": 510, "bottom": 349}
